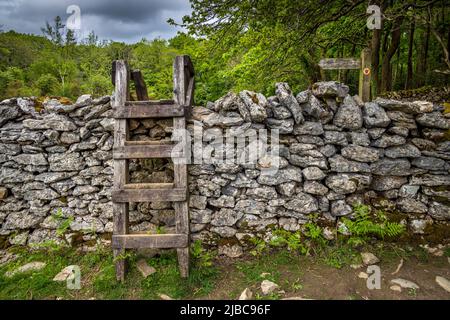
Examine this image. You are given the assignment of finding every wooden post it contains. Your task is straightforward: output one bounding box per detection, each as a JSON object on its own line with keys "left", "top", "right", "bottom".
{"left": 131, "top": 70, "right": 149, "bottom": 101}
{"left": 359, "top": 48, "right": 372, "bottom": 102}
{"left": 112, "top": 60, "right": 130, "bottom": 282}
{"left": 172, "top": 55, "right": 194, "bottom": 278}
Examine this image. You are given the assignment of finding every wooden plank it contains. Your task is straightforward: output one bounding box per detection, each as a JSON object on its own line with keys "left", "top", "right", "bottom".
{"left": 112, "top": 59, "right": 130, "bottom": 282}
{"left": 112, "top": 234, "right": 188, "bottom": 249}
{"left": 112, "top": 188, "right": 187, "bottom": 202}
{"left": 131, "top": 70, "right": 149, "bottom": 101}
{"left": 123, "top": 182, "right": 174, "bottom": 190}
{"left": 113, "top": 104, "right": 185, "bottom": 118}
{"left": 125, "top": 140, "right": 172, "bottom": 146}
{"left": 318, "top": 58, "right": 361, "bottom": 70}
{"left": 173, "top": 55, "right": 192, "bottom": 278}
{"left": 359, "top": 48, "right": 372, "bottom": 102}
{"left": 113, "top": 144, "right": 182, "bottom": 159}
{"left": 126, "top": 100, "right": 174, "bottom": 105}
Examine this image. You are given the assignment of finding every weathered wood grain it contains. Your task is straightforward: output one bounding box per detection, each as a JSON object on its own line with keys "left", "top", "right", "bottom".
{"left": 131, "top": 70, "right": 149, "bottom": 101}
{"left": 113, "top": 144, "right": 182, "bottom": 159}
{"left": 359, "top": 48, "right": 372, "bottom": 102}
{"left": 318, "top": 58, "right": 361, "bottom": 70}
{"left": 112, "top": 60, "right": 130, "bottom": 282}
{"left": 112, "top": 234, "right": 188, "bottom": 249}
{"left": 112, "top": 187, "right": 187, "bottom": 202}
{"left": 113, "top": 103, "right": 185, "bottom": 118}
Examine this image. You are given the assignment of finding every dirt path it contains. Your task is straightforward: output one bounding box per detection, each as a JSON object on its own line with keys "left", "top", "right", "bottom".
{"left": 201, "top": 251, "right": 450, "bottom": 300}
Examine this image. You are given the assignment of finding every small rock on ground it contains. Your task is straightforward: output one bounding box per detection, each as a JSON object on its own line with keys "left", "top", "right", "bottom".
{"left": 5, "top": 261, "right": 46, "bottom": 278}
{"left": 239, "top": 288, "right": 253, "bottom": 300}
{"left": 0, "top": 251, "right": 18, "bottom": 267}
{"left": 361, "top": 252, "right": 380, "bottom": 265}
{"left": 261, "top": 280, "right": 279, "bottom": 295}
{"left": 390, "top": 278, "right": 419, "bottom": 289}
{"left": 53, "top": 265, "right": 78, "bottom": 281}
{"left": 390, "top": 285, "right": 402, "bottom": 292}
{"left": 136, "top": 259, "right": 156, "bottom": 278}
{"left": 159, "top": 294, "right": 174, "bottom": 300}
{"left": 358, "top": 272, "right": 368, "bottom": 279}
{"left": 435, "top": 276, "right": 450, "bottom": 293}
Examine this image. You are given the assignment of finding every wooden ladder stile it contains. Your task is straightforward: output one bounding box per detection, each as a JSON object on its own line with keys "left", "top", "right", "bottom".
{"left": 111, "top": 56, "right": 194, "bottom": 281}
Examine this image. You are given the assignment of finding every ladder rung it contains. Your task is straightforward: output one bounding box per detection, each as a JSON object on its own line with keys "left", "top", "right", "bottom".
{"left": 112, "top": 186, "right": 186, "bottom": 202}
{"left": 125, "top": 140, "right": 172, "bottom": 146}
{"left": 114, "top": 101, "right": 184, "bottom": 118}
{"left": 123, "top": 182, "right": 174, "bottom": 189}
{"left": 113, "top": 144, "right": 182, "bottom": 159}
{"left": 112, "top": 234, "right": 188, "bottom": 249}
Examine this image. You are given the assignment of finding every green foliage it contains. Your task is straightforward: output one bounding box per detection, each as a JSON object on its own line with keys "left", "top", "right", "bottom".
{"left": 191, "top": 240, "right": 214, "bottom": 268}
{"left": 51, "top": 208, "right": 74, "bottom": 237}
{"left": 339, "top": 204, "right": 406, "bottom": 246}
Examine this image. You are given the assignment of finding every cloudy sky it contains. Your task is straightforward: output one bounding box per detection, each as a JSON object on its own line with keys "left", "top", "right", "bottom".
{"left": 0, "top": 0, "right": 192, "bottom": 42}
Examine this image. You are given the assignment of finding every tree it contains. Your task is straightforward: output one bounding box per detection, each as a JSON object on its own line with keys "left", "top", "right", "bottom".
{"left": 41, "top": 16, "right": 65, "bottom": 46}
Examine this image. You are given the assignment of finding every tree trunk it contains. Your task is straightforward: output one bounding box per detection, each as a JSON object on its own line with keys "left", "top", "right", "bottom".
{"left": 416, "top": 15, "right": 431, "bottom": 87}
{"left": 405, "top": 19, "right": 415, "bottom": 89}
{"left": 381, "top": 16, "right": 404, "bottom": 93}
{"left": 370, "top": 0, "right": 386, "bottom": 96}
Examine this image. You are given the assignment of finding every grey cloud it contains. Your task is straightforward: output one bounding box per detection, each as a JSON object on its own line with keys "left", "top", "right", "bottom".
{"left": 0, "top": 0, "right": 191, "bottom": 42}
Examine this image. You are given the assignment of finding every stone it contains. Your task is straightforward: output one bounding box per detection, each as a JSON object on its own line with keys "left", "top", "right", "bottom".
{"left": 60, "top": 132, "right": 80, "bottom": 144}
{"left": 435, "top": 276, "right": 450, "bottom": 293}
{"left": 218, "top": 244, "right": 243, "bottom": 258}
{"left": 358, "top": 272, "right": 368, "bottom": 279}
{"left": 5, "top": 261, "right": 46, "bottom": 278}
{"left": 48, "top": 152, "right": 85, "bottom": 171}
{"left": 209, "top": 195, "right": 235, "bottom": 208}
{"left": 75, "top": 94, "right": 92, "bottom": 107}
{"left": 416, "top": 112, "right": 449, "bottom": 129}
{"left": 189, "top": 195, "right": 207, "bottom": 210}
{"left": 0, "top": 187, "right": 8, "bottom": 199}
{"left": 303, "top": 181, "right": 328, "bottom": 195}
{"left": 371, "top": 176, "right": 408, "bottom": 191}
{"left": 428, "top": 202, "right": 450, "bottom": 220}
{"left": 361, "top": 252, "right": 380, "bottom": 265}
{"left": 329, "top": 155, "right": 370, "bottom": 173}
{"left": 390, "top": 285, "right": 402, "bottom": 292}
{"left": 325, "top": 175, "right": 357, "bottom": 194}
{"left": 257, "top": 166, "right": 302, "bottom": 185}
{"left": 333, "top": 95, "right": 363, "bottom": 130}
{"left": 311, "top": 81, "right": 349, "bottom": 98}
{"left": 53, "top": 265, "right": 78, "bottom": 281}
{"left": 272, "top": 105, "right": 292, "bottom": 120}
{"left": 409, "top": 219, "right": 429, "bottom": 234}
{"left": 370, "top": 159, "right": 411, "bottom": 176}
{"left": 385, "top": 144, "right": 421, "bottom": 158}
{"left": 374, "top": 98, "right": 421, "bottom": 114}
{"left": 390, "top": 278, "right": 419, "bottom": 290}
{"left": 283, "top": 192, "right": 318, "bottom": 214}
{"left": 246, "top": 186, "right": 278, "bottom": 200}
{"left": 235, "top": 199, "right": 266, "bottom": 215}
{"left": 302, "top": 167, "right": 326, "bottom": 180}
{"left": 210, "top": 226, "right": 237, "bottom": 237}
{"left": 410, "top": 174, "right": 450, "bottom": 186}
{"left": 239, "top": 90, "right": 268, "bottom": 123}
{"left": 371, "top": 134, "right": 406, "bottom": 148}
{"left": 239, "top": 288, "right": 253, "bottom": 300}
{"left": 276, "top": 182, "right": 297, "bottom": 197}
{"left": 341, "top": 146, "right": 379, "bottom": 162}
{"left": 324, "top": 131, "right": 348, "bottom": 146}
{"left": 136, "top": 259, "right": 156, "bottom": 278}
{"left": 363, "top": 102, "right": 391, "bottom": 128}
{"left": 211, "top": 208, "right": 243, "bottom": 227}
{"left": 290, "top": 154, "right": 327, "bottom": 170}
{"left": 349, "top": 132, "right": 370, "bottom": 146}
{"left": 331, "top": 200, "right": 352, "bottom": 217}
{"left": 261, "top": 280, "right": 279, "bottom": 295}
{"left": 191, "top": 209, "right": 212, "bottom": 224}
{"left": 12, "top": 153, "right": 48, "bottom": 166}
{"left": 411, "top": 156, "right": 446, "bottom": 170}
{"left": 23, "top": 114, "right": 77, "bottom": 131}
{"left": 266, "top": 118, "right": 294, "bottom": 134}
{"left": 396, "top": 198, "right": 427, "bottom": 213}
{"left": 0, "top": 105, "right": 19, "bottom": 126}
{"left": 293, "top": 121, "right": 324, "bottom": 136}
{"left": 275, "top": 83, "right": 304, "bottom": 124}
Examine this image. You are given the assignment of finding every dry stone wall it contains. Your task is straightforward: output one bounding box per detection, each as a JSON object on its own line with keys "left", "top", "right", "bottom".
{"left": 0, "top": 81, "right": 449, "bottom": 250}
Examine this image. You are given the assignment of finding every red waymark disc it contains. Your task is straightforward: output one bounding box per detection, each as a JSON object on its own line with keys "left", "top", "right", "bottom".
{"left": 363, "top": 68, "right": 371, "bottom": 76}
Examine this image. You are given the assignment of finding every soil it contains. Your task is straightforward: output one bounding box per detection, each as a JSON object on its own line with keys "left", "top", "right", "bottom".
{"left": 201, "top": 253, "right": 450, "bottom": 300}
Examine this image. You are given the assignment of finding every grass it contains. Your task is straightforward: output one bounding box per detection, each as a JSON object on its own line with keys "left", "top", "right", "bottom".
{"left": 0, "top": 244, "right": 218, "bottom": 300}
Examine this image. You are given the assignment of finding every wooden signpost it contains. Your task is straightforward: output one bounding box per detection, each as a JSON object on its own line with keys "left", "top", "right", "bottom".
{"left": 318, "top": 48, "right": 372, "bottom": 102}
